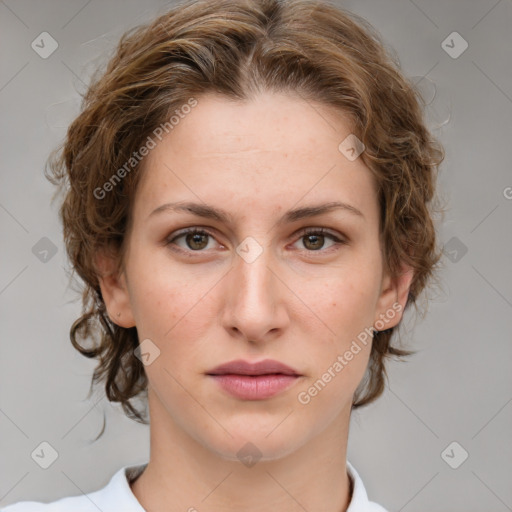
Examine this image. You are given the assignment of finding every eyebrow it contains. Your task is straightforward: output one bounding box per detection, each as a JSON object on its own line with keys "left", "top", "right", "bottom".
{"left": 147, "top": 200, "right": 365, "bottom": 224}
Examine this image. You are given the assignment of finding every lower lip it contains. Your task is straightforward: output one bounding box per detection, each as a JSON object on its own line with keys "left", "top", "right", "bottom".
{"left": 208, "top": 374, "right": 300, "bottom": 400}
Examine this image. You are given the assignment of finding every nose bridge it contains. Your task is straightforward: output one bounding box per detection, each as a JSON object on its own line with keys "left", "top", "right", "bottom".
{"left": 223, "top": 239, "right": 287, "bottom": 341}
{"left": 236, "top": 244, "right": 273, "bottom": 304}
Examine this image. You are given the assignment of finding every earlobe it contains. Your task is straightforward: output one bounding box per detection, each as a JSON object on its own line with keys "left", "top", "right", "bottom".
{"left": 94, "top": 249, "right": 136, "bottom": 328}
{"left": 375, "top": 263, "right": 414, "bottom": 329}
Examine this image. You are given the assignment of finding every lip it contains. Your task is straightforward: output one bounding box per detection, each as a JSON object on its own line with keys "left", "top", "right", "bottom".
{"left": 206, "top": 359, "right": 302, "bottom": 400}
{"left": 207, "top": 359, "right": 301, "bottom": 376}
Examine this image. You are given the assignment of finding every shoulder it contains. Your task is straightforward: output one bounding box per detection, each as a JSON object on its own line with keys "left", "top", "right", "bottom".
{"left": 1, "top": 495, "right": 96, "bottom": 512}
{"left": 346, "top": 460, "right": 389, "bottom": 512}
{"left": 2, "top": 463, "right": 147, "bottom": 512}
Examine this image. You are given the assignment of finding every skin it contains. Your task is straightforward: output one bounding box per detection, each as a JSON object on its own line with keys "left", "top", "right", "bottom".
{"left": 97, "top": 91, "right": 413, "bottom": 512}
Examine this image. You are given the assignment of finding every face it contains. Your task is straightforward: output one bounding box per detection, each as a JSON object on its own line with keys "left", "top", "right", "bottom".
{"left": 98, "top": 91, "right": 412, "bottom": 461}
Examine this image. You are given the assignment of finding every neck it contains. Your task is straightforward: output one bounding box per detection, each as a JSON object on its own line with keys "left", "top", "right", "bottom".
{"left": 130, "top": 390, "right": 353, "bottom": 512}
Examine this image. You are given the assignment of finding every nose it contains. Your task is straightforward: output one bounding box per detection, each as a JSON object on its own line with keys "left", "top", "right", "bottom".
{"left": 221, "top": 243, "right": 290, "bottom": 344}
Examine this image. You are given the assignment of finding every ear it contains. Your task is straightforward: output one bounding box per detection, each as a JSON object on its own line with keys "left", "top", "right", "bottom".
{"left": 374, "top": 262, "right": 414, "bottom": 329}
{"left": 94, "top": 248, "right": 136, "bottom": 328}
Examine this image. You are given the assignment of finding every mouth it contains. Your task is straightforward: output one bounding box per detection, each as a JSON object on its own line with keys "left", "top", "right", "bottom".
{"left": 206, "top": 359, "right": 302, "bottom": 400}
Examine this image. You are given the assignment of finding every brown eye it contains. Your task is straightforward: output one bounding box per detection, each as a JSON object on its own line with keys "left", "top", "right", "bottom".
{"left": 303, "top": 233, "right": 325, "bottom": 250}
{"left": 185, "top": 231, "right": 209, "bottom": 250}
{"left": 294, "top": 228, "right": 346, "bottom": 252}
{"left": 166, "top": 229, "right": 216, "bottom": 251}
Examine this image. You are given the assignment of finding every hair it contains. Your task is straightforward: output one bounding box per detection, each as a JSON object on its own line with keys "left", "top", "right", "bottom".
{"left": 46, "top": 0, "right": 445, "bottom": 430}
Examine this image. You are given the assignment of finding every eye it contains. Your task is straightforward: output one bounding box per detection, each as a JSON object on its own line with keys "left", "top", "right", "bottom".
{"left": 166, "top": 228, "right": 220, "bottom": 252}
{"left": 292, "top": 228, "right": 346, "bottom": 252}
{"left": 165, "top": 227, "right": 347, "bottom": 255}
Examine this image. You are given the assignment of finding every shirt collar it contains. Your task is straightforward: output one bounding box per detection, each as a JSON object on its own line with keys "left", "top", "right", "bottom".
{"left": 106, "top": 459, "right": 383, "bottom": 511}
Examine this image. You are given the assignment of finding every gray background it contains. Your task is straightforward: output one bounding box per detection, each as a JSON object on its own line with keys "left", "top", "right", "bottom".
{"left": 1, "top": 0, "right": 511, "bottom": 510}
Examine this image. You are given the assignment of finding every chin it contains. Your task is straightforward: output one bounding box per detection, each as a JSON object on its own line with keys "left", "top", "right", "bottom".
{"left": 195, "top": 416, "right": 314, "bottom": 464}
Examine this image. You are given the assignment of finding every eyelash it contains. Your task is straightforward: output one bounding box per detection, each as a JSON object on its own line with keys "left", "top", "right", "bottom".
{"left": 165, "top": 227, "right": 347, "bottom": 255}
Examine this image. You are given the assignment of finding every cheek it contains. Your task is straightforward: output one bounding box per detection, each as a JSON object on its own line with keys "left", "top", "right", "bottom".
{"left": 299, "top": 277, "right": 376, "bottom": 412}
{"left": 318, "top": 266, "right": 380, "bottom": 335}
{"left": 304, "top": 258, "right": 381, "bottom": 389}
{"left": 127, "top": 242, "right": 189, "bottom": 322}
{"left": 127, "top": 255, "right": 217, "bottom": 361}
{"left": 131, "top": 280, "right": 184, "bottom": 338}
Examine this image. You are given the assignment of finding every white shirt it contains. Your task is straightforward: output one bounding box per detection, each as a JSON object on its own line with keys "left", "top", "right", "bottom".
{"left": 2, "top": 460, "right": 388, "bottom": 511}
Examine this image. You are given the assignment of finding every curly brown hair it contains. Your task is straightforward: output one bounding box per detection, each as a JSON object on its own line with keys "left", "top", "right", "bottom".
{"left": 46, "top": 0, "right": 444, "bottom": 429}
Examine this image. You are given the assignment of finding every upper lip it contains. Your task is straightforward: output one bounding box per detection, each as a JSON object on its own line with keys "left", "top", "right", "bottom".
{"left": 207, "top": 359, "right": 301, "bottom": 376}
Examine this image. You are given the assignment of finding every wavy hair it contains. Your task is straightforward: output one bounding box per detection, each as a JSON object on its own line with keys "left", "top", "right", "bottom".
{"left": 46, "top": 0, "right": 445, "bottom": 431}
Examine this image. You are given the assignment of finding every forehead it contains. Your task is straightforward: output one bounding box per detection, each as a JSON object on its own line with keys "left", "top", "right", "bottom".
{"left": 134, "top": 91, "right": 378, "bottom": 223}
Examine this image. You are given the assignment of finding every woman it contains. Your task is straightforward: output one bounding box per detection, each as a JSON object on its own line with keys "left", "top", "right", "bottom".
{"left": 4, "top": 0, "right": 444, "bottom": 510}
